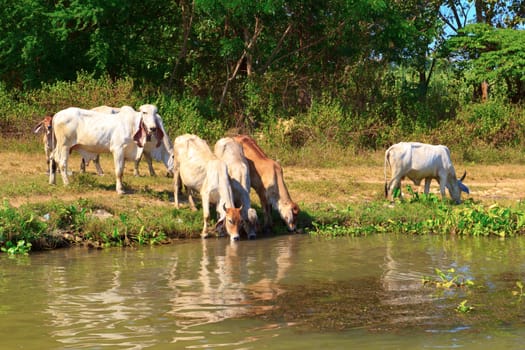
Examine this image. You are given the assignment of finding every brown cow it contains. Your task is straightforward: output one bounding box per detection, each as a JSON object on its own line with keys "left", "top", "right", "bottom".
{"left": 233, "top": 135, "right": 299, "bottom": 233}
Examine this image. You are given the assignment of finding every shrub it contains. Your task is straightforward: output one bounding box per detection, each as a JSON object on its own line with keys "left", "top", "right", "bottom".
{"left": 158, "top": 93, "right": 225, "bottom": 141}
{"left": 0, "top": 201, "right": 47, "bottom": 247}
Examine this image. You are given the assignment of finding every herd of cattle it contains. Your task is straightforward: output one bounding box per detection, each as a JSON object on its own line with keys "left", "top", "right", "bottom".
{"left": 33, "top": 104, "right": 470, "bottom": 241}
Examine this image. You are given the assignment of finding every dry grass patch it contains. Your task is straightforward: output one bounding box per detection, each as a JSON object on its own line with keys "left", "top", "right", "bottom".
{"left": 3, "top": 150, "right": 525, "bottom": 210}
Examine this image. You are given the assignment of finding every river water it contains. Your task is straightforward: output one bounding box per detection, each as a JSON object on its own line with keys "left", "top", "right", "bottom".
{"left": 1, "top": 234, "right": 525, "bottom": 349}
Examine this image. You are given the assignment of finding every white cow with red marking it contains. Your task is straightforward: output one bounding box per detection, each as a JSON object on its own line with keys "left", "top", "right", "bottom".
{"left": 49, "top": 105, "right": 162, "bottom": 194}
{"left": 87, "top": 105, "right": 173, "bottom": 177}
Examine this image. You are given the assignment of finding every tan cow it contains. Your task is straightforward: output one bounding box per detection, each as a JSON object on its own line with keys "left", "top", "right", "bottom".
{"left": 33, "top": 115, "right": 55, "bottom": 173}
{"left": 233, "top": 135, "right": 299, "bottom": 233}
{"left": 173, "top": 134, "right": 243, "bottom": 241}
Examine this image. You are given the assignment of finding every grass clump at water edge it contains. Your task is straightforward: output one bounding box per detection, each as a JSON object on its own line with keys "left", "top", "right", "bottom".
{"left": 308, "top": 191, "right": 525, "bottom": 238}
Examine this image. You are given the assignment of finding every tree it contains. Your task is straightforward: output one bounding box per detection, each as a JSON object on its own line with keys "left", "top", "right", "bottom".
{"left": 440, "top": 0, "right": 525, "bottom": 101}
{"left": 446, "top": 23, "right": 525, "bottom": 103}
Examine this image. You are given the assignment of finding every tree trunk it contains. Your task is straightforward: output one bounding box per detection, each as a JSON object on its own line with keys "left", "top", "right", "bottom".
{"left": 481, "top": 80, "right": 489, "bottom": 102}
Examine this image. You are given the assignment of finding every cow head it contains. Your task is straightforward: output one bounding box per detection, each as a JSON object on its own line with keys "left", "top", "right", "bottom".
{"left": 244, "top": 208, "right": 259, "bottom": 240}
{"left": 139, "top": 104, "right": 164, "bottom": 147}
{"left": 33, "top": 115, "right": 53, "bottom": 135}
{"left": 216, "top": 205, "right": 243, "bottom": 242}
{"left": 448, "top": 171, "right": 469, "bottom": 204}
{"left": 280, "top": 202, "right": 300, "bottom": 232}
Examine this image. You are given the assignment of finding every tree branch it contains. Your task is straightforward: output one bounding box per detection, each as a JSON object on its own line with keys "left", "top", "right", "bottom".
{"left": 218, "top": 17, "right": 263, "bottom": 110}
{"left": 258, "top": 23, "right": 293, "bottom": 74}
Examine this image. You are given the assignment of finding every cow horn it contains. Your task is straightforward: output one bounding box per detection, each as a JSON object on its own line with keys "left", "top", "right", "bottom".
{"left": 459, "top": 171, "right": 466, "bottom": 182}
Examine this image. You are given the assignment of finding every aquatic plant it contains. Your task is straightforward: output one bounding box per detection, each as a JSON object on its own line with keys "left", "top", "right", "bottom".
{"left": 512, "top": 281, "right": 525, "bottom": 300}
{"left": 1, "top": 240, "right": 32, "bottom": 255}
{"left": 422, "top": 268, "right": 474, "bottom": 289}
{"left": 456, "top": 300, "right": 474, "bottom": 313}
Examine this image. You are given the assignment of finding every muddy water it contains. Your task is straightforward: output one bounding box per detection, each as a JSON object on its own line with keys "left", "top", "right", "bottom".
{"left": 1, "top": 234, "right": 525, "bottom": 349}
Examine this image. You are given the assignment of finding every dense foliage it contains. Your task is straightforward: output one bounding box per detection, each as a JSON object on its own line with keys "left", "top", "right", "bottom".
{"left": 0, "top": 1, "right": 523, "bottom": 139}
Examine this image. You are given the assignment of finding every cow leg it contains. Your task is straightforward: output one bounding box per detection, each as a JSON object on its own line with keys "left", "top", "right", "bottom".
{"left": 49, "top": 157, "right": 57, "bottom": 185}
{"left": 439, "top": 181, "right": 447, "bottom": 199}
{"left": 201, "top": 192, "right": 211, "bottom": 239}
{"left": 188, "top": 192, "right": 197, "bottom": 211}
{"left": 80, "top": 158, "right": 86, "bottom": 173}
{"left": 56, "top": 146, "right": 70, "bottom": 186}
{"left": 133, "top": 155, "right": 142, "bottom": 177}
{"left": 424, "top": 178, "right": 432, "bottom": 194}
{"left": 173, "top": 161, "right": 181, "bottom": 208}
{"left": 145, "top": 153, "right": 156, "bottom": 176}
{"left": 113, "top": 152, "right": 125, "bottom": 195}
{"left": 387, "top": 177, "right": 402, "bottom": 200}
{"left": 94, "top": 155, "right": 104, "bottom": 176}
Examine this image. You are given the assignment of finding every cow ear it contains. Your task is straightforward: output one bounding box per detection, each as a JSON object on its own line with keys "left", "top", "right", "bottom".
{"left": 155, "top": 119, "right": 164, "bottom": 147}
{"left": 33, "top": 122, "right": 43, "bottom": 133}
{"left": 215, "top": 217, "right": 225, "bottom": 234}
{"left": 292, "top": 203, "right": 299, "bottom": 215}
{"left": 133, "top": 120, "right": 147, "bottom": 147}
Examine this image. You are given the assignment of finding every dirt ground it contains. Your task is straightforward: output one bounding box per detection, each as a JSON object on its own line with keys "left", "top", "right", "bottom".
{"left": 1, "top": 151, "right": 524, "bottom": 208}
{"left": 288, "top": 163, "right": 525, "bottom": 205}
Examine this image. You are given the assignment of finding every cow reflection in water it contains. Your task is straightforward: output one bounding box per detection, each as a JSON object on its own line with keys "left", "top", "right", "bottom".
{"left": 167, "top": 238, "right": 293, "bottom": 329}
{"left": 380, "top": 240, "right": 436, "bottom": 308}
{"left": 45, "top": 261, "right": 156, "bottom": 348}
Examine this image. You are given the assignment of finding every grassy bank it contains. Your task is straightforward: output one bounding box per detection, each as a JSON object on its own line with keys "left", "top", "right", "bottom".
{"left": 1, "top": 147, "right": 525, "bottom": 255}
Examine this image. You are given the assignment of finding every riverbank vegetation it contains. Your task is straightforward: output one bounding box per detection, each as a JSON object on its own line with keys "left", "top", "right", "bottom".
{"left": 0, "top": 1, "right": 524, "bottom": 253}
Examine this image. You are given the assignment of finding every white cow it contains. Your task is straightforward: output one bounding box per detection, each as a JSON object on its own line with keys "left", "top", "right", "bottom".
{"left": 173, "top": 134, "right": 242, "bottom": 242}
{"left": 49, "top": 105, "right": 162, "bottom": 194}
{"left": 136, "top": 104, "right": 174, "bottom": 177}
{"left": 33, "top": 114, "right": 104, "bottom": 176}
{"left": 214, "top": 137, "right": 259, "bottom": 239}
{"left": 384, "top": 142, "right": 469, "bottom": 203}
{"left": 90, "top": 105, "right": 174, "bottom": 177}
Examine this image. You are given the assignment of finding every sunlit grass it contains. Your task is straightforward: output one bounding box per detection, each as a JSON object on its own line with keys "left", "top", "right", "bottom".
{"left": 2, "top": 141, "right": 525, "bottom": 251}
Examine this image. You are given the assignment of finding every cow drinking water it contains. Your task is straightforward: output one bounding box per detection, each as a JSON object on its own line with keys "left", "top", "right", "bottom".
{"left": 173, "top": 134, "right": 243, "bottom": 242}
